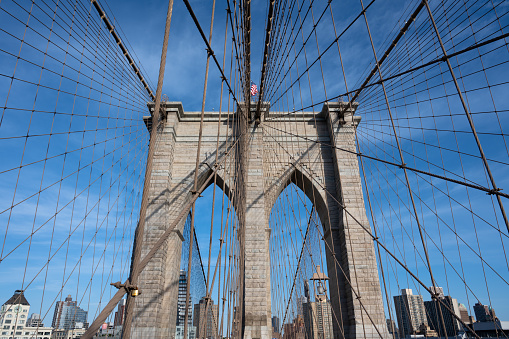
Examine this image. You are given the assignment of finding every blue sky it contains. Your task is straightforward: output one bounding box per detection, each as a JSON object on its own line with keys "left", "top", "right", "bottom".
{"left": 0, "top": 0, "right": 508, "bottom": 332}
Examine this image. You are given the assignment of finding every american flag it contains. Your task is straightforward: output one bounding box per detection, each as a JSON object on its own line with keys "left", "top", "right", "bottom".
{"left": 250, "top": 81, "right": 258, "bottom": 96}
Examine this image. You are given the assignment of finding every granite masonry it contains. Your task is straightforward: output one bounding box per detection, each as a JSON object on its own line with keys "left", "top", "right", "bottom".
{"left": 130, "top": 101, "right": 388, "bottom": 339}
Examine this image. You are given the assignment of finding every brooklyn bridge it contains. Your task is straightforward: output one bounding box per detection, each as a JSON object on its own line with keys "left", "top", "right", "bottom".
{"left": 0, "top": 0, "right": 507, "bottom": 339}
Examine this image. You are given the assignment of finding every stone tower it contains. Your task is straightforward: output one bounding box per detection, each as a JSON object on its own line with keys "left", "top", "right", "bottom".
{"left": 130, "top": 101, "right": 388, "bottom": 339}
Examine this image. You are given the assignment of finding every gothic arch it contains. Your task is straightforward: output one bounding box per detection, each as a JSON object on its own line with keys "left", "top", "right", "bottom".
{"left": 162, "top": 163, "right": 239, "bottom": 233}
{"left": 267, "top": 165, "right": 332, "bottom": 234}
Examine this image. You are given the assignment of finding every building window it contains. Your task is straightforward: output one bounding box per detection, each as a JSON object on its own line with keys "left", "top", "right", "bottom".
{"left": 6, "top": 315, "right": 12, "bottom": 319}
{"left": 3, "top": 321, "right": 10, "bottom": 324}
{"left": 19, "top": 316, "right": 24, "bottom": 319}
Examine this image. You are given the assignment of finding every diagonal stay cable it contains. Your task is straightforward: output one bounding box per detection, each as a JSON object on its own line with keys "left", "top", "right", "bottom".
{"left": 91, "top": 0, "right": 155, "bottom": 100}
{"left": 82, "top": 109, "right": 251, "bottom": 338}
{"left": 266, "top": 131, "right": 483, "bottom": 339}
{"left": 278, "top": 209, "right": 314, "bottom": 329}
{"left": 262, "top": 123, "right": 509, "bottom": 199}
{"left": 182, "top": 0, "right": 246, "bottom": 118}
{"left": 263, "top": 31, "right": 509, "bottom": 122}
{"left": 422, "top": 0, "right": 509, "bottom": 233}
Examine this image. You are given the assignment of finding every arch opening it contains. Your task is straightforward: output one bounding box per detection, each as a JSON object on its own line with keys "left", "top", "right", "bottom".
{"left": 268, "top": 168, "right": 338, "bottom": 339}
{"left": 174, "top": 168, "right": 241, "bottom": 339}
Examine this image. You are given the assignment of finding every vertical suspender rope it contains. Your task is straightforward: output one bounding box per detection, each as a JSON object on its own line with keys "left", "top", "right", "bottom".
{"left": 122, "top": 0, "right": 175, "bottom": 338}
{"left": 254, "top": 0, "right": 275, "bottom": 123}
{"left": 78, "top": 1, "right": 174, "bottom": 338}
{"left": 91, "top": 0, "right": 155, "bottom": 101}
{"left": 183, "top": 0, "right": 217, "bottom": 338}
{"left": 357, "top": 0, "right": 452, "bottom": 336}
{"left": 81, "top": 151, "right": 233, "bottom": 339}
{"left": 422, "top": 1, "right": 507, "bottom": 336}
{"left": 421, "top": 0, "right": 509, "bottom": 234}
{"left": 205, "top": 13, "right": 231, "bottom": 339}
{"left": 328, "top": 1, "right": 397, "bottom": 334}
{"left": 66, "top": 0, "right": 252, "bottom": 336}
{"left": 243, "top": 0, "right": 252, "bottom": 112}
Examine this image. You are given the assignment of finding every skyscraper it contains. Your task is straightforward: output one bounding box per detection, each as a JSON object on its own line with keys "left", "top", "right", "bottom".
{"left": 176, "top": 270, "right": 196, "bottom": 339}
{"left": 272, "top": 316, "right": 281, "bottom": 333}
{"left": 113, "top": 299, "right": 126, "bottom": 327}
{"left": 423, "top": 288, "right": 461, "bottom": 337}
{"left": 393, "top": 289, "right": 427, "bottom": 337}
{"left": 473, "top": 302, "right": 497, "bottom": 322}
{"left": 386, "top": 318, "right": 399, "bottom": 339}
{"left": 26, "top": 313, "right": 44, "bottom": 327}
{"left": 193, "top": 297, "right": 219, "bottom": 339}
{"left": 283, "top": 315, "right": 306, "bottom": 339}
{"left": 458, "top": 303, "right": 470, "bottom": 324}
{"left": 51, "top": 294, "right": 87, "bottom": 330}
{"left": 429, "top": 286, "right": 444, "bottom": 299}
{"left": 177, "top": 270, "right": 193, "bottom": 327}
{"left": 296, "top": 296, "right": 307, "bottom": 317}
{"left": 303, "top": 300, "right": 334, "bottom": 339}
{"left": 302, "top": 267, "right": 334, "bottom": 339}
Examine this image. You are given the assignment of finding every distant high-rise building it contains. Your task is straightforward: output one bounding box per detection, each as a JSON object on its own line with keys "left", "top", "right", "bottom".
{"left": 193, "top": 297, "right": 218, "bottom": 339}
{"left": 394, "top": 289, "right": 427, "bottom": 337}
{"left": 429, "top": 286, "right": 444, "bottom": 299}
{"left": 26, "top": 313, "right": 44, "bottom": 327}
{"left": 272, "top": 316, "right": 281, "bottom": 333}
{"left": 473, "top": 302, "right": 496, "bottom": 322}
{"left": 303, "top": 300, "right": 334, "bottom": 339}
{"left": 458, "top": 303, "right": 471, "bottom": 324}
{"left": 113, "top": 299, "right": 126, "bottom": 327}
{"left": 295, "top": 281, "right": 310, "bottom": 319}
{"left": 176, "top": 271, "right": 195, "bottom": 339}
{"left": 283, "top": 315, "right": 306, "bottom": 339}
{"left": 177, "top": 270, "right": 193, "bottom": 327}
{"left": 386, "top": 318, "right": 399, "bottom": 339}
{"left": 296, "top": 296, "right": 307, "bottom": 317}
{"left": 304, "top": 280, "right": 311, "bottom": 301}
{"left": 51, "top": 294, "right": 87, "bottom": 330}
{"left": 469, "top": 315, "right": 476, "bottom": 324}
{"left": 424, "top": 289, "right": 461, "bottom": 337}
{"left": 302, "top": 267, "right": 334, "bottom": 339}
{"left": 175, "top": 325, "right": 197, "bottom": 339}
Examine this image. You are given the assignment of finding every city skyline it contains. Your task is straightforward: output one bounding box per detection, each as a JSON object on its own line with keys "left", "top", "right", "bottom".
{"left": 1, "top": 263, "right": 506, "bottom": 338}
{"left": 276, "top": 282, "right": 507, "bottom": 339}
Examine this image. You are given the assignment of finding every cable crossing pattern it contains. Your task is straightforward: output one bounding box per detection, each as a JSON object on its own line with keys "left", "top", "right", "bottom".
{"left": 0, "top": 0, "right": 507, "bottom": 339}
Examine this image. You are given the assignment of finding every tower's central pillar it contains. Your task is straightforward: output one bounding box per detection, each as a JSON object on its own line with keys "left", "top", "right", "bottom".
{"left": 239, "top": 103, "right": 272, "bottom": 339}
